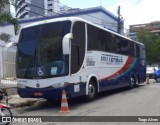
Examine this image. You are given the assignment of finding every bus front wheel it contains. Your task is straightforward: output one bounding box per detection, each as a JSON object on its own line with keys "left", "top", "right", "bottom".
{"left": 85, "top": 79, "right": 97, "bottom": 101}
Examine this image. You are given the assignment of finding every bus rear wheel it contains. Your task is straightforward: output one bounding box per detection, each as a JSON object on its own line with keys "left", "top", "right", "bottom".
{"left": 129, "top": 76, "right": 135, "bottom": 89}
{"left": 85, "top": 79, "right": 97, "bottom": 101}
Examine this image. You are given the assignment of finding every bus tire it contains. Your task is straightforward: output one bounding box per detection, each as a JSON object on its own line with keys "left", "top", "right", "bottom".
{"left": 0, "top": 108, "right": 12, "bottom": 125}
{"left": 129, "top": 76, "right": 135, "bottom": 89}
{"left": 85, "top": 79, "right": 97, "bottom": 101}
{"left": 156, "top": 78, "right": 160, "bottom": 83}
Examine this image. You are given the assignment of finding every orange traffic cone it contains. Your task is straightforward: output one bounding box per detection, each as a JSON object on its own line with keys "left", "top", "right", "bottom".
{"left": 60, "top": 90, "right": 70, "bottom": 112}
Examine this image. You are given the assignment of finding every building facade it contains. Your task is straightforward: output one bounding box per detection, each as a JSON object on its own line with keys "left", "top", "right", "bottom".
{"left": 129, "top": 21, "right": 160, "bottom": 40}
{"left": 16, "top": 0, "right": 60, "bottom": 19}
{"left": 60, "top": 5, "right": 71, "bottom": 12}
{"left": 3, "top": 4, "right": 10, "bottom": 13}
{"left": 45, "top": 0, "right": 60, "bottom": 16}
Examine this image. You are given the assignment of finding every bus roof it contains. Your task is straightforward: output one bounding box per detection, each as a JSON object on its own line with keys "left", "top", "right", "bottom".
{"left": 22, "top": 17, "right": 144, "bottom": 46}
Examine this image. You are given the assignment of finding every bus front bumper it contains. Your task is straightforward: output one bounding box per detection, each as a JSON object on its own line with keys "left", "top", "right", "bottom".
{"left": 17, "top": 82, "right": 86, "bottom": 100}
{"left": 17, "top": 87, "right": 65, "bottom": 100}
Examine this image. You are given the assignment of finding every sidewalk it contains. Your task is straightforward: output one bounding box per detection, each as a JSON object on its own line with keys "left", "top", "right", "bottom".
{"left": 1, "top": 95, "right": 38, "bottom": 108}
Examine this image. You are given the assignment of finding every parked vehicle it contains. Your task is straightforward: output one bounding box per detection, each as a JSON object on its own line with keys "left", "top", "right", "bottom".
{"left": 0, "top": 91, "right": 12, "bottom": 125}
{"left": 153, "top": 69, "right": 160, "bottom": 82}
{"left": 146, "top": 66, "right": 158, "bottom": 79}
{"left": 15, "top": 17, "right": 146, "bottom": 101}
{"left": 146, "top": 66, "right": 157, "bottom": 79}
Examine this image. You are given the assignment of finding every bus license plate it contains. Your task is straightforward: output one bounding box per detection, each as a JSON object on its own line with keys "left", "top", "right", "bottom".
{"left": 34, "top": 92, "right": 43, "bottom": 96}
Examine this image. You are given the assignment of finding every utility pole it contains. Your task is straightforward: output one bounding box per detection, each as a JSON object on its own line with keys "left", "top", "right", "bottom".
{"left": 117, "top": 6, "right": 121, "bottom": 34}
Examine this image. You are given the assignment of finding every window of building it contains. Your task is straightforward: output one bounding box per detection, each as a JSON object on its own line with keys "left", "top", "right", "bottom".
{"left": 48, "top": 4, "right": 52, "bottom": 6}
{"left": 48, "top": 9, "right": 52, "bottom": 12}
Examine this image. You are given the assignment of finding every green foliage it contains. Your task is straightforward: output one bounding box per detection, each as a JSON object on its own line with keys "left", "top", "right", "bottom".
{"left": 137, "top": 29, "right": 160, "bottom": 65}
{"left": 0, "top": 33, "right": 11, "bottom": 42}
{"left": 0, "top": 0, "right": 19, "bottom": 42}
{"left": 0, "top": 0, "right": 9, "bottom": 12}
{"left": 154, "top": 36, "right": 160, "bottom": 63}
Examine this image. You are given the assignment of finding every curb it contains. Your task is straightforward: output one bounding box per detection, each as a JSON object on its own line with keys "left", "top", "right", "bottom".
{"left": 1, "top": 95, "right": 38, "bottom": 108}
{"left": 10, "top": 100, "right": 38, "bottom": 108}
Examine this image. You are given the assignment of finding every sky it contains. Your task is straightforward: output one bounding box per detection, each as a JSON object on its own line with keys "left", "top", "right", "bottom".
{"left": 60, "top": 0, "right": 160, "bottom": 29}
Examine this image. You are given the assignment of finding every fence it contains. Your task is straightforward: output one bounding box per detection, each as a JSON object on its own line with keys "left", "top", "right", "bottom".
{"left": 0, "top": 46, "right": 17, "bottom": 95}
{"left": 0, "top": 46, "right": 16, "bottom": 78}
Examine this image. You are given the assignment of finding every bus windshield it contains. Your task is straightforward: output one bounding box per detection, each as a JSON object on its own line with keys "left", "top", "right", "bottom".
{"left": 16, "top": 21, "right": 71, "bottom": 79}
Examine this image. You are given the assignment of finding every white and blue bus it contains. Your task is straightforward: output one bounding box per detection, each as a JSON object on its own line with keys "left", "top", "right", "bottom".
{"left": 16, "top": 17, "right": 146, "bottom": 101}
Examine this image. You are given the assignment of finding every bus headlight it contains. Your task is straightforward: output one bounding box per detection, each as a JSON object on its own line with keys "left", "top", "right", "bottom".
{"left": 52, "top": 83, "right": 64, "bottom": 88}
{"left": 17, "top": 84, "right": 26, "bottom": 88}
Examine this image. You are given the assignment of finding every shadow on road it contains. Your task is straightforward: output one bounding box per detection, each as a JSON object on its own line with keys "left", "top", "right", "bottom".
{"left": 97, "top": 84, "right": 145, "bottom": 99}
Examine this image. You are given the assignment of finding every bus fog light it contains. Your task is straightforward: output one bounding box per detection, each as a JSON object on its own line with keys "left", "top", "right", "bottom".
{"left": 52, "top": 83, "right": 64, "bottom": 88}
{"left": 17, "top": 84, "right": 26, "bottom": 88}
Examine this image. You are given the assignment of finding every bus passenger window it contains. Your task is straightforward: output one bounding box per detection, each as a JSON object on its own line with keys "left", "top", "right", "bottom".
{"left": 71, "top": 22, "right": 85, "bottom": 74}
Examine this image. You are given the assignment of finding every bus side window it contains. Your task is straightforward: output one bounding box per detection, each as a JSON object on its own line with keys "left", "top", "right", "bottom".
{"left": 136, "top": 44, "right": 140, "bottom": 57}
{"left": 71, "top": 22, "right": 85, "bottom": 74}
{"left": 140, "top": 46, "right": 146, "bottom": 58}
{"left": 87, "top": 24, "right": 98, "bottom": 51}
{"left": 116, "top": 38, "right": 129, "bottom": 55}
{"left": 130, "top": 41, "right": 134, "bottom": 56}
{"left": 110, "top": 34, "right": 117, "bottom": 53}
{"left": 116, "top": 37, "right": 121, "bottom": 54}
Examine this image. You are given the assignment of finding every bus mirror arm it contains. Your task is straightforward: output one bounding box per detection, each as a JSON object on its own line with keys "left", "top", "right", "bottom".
{"left": 5, "top": 42, "right": 18, "bottom": 48}
{"left": 62, "top": 33, "right": 73, "bottom": 55}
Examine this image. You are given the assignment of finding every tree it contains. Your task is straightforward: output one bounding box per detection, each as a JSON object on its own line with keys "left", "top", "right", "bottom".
{"left": 154, "top": 36, "right": 160, "bottom": 65}
{"left": 0, "top": 0, "right": 19, "bottom": 42}
{"left": 137, "top": 29, "right": 160, "bottom": 65}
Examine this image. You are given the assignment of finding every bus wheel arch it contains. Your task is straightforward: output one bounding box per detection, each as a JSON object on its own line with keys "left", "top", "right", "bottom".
{"left": 135, "top": 74, "right": 140, "bottom": 87}
{"left": 85, "top": 76, "right": 98, "bottom": 101}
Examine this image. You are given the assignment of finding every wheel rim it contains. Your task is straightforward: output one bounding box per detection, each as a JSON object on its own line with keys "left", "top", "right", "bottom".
{"left": 157, "top": 78, "right": 160, "bottom": 82}
{"left": 1, "top": 108, "right": 11, "bottom": 117}
{"left": 88, "top": 84, "right": 96, "bottom": 98}
{"left": 130, "top": 77, "right": 135, "bottom": 87}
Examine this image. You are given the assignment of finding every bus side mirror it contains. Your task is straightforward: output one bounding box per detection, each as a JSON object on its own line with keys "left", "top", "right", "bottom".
{"left": 62, "top": 33, "right": 73, "bottom": 55}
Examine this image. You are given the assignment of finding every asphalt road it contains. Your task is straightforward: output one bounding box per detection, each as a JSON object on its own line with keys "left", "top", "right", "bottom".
{"left": 9, "top": 79, "right": 160, "bottom": 125}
